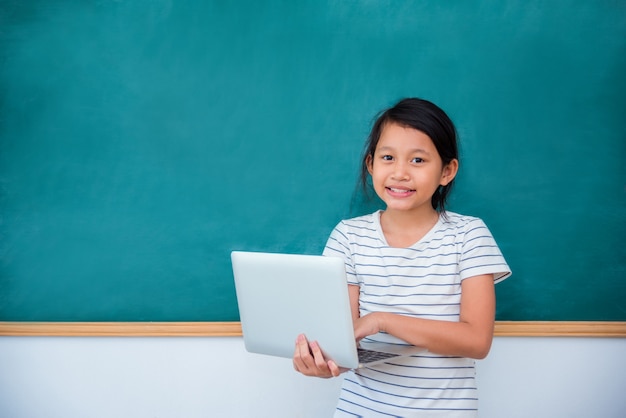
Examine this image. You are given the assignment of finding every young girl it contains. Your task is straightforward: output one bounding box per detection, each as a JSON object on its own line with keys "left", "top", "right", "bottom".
{"left": 293, "top": 98, "right": 511, "bottom": 417}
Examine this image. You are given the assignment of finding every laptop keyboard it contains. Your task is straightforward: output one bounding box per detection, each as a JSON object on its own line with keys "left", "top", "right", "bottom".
{"left": 357, "top": 347, "right": 400, "bottom": 364}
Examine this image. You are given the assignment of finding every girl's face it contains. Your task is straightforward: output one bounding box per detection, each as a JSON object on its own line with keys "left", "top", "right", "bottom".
{"left": 367, "top": 122, "right": 458, "bottom": 215}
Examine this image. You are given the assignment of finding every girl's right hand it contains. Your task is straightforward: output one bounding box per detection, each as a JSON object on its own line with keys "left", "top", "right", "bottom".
{"left": 292, "top": 334, "right": 343, "bottom": 378}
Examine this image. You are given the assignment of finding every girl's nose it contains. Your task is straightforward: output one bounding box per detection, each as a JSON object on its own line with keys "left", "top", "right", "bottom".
{"left": 392, "top": 162, "right": 409, "bottom": 179}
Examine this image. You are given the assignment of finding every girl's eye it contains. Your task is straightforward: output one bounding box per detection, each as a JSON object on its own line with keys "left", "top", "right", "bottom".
{"left": 382, "top": 155, "right": 393, "bottom": 161}
{"left": 411, "top": 157, "right": 424, "bottom": 163}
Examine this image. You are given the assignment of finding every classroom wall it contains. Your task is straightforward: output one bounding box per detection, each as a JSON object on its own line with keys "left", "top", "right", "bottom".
{"left": 1, "top": 337, "right": 625, "bottom": 418}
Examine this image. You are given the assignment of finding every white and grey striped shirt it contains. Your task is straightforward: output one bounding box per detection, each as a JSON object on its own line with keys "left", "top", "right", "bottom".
{"left": 323, "top": 210, "right": 511, "bottom": 417}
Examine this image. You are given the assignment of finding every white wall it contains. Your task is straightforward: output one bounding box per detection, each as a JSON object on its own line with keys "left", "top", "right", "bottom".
{"left": 1, "top": 336, "right": 625, "bottom": 418}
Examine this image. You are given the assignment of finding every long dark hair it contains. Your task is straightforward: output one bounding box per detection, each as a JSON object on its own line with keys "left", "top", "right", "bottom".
{"left": 359, "top": 98, "right": 459, "bottom": 213}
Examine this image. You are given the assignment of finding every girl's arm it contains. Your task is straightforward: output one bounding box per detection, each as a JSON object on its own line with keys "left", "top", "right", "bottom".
{"left": 354, "top": 274, "right": 496, "bottom": 359}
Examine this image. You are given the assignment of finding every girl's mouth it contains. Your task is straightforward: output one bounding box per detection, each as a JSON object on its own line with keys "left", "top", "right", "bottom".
{"left": 386, "top": 187, "right": 415, "bottom": 196}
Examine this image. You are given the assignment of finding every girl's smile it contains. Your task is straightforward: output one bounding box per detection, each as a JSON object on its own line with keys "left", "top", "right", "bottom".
{"left": 386, "top": 186, "right": 416, "bottom": 197}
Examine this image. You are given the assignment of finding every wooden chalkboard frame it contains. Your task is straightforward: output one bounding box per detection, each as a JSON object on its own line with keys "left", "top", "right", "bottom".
{"left": 1, "top": 322, "right": 625, "bottom": 337}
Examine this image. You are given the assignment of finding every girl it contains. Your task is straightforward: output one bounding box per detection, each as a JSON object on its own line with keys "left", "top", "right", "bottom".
{"left": 293, "top": 98, "right": 511, "bottom": 417}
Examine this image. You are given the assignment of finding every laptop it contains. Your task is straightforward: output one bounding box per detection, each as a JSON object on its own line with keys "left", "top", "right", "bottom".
{"left": 231, "top": 251, "right": 424, "bottom": 369}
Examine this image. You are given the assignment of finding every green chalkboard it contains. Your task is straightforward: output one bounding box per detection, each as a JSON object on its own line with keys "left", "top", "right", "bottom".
{"left": 1, "top": 1, "right": 624, "bottom": 322}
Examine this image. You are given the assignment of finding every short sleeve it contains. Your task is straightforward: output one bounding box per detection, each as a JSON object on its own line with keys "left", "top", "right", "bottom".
{"left": 322, "top": 222, "right": 359, "bottom": 286}
{"left": 459, "top": 219, "right": 511, "bottom": 284}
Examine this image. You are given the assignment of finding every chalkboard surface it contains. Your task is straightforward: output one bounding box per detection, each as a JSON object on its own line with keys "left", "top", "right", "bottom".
{"left": 1, "top": 1, "right": 624, "bottom": 321}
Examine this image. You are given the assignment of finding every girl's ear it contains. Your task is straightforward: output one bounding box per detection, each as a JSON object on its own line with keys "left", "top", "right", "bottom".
{"left": 366, "top": 154, "right": 374, "bottom": 175}
{"left": 440, "top": 158, "right": 459, "bottom": 186}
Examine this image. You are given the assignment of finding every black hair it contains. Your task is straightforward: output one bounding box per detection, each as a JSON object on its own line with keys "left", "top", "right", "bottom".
{"left": 359, "top": 97, "right": 459, "bottom": 213}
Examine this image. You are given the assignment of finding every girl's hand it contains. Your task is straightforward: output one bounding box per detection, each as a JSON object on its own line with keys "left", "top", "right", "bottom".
{"left": 292, "top": 334, "right": 344, "bottom": 378}
{"left": 353, "top": 312, "right": 385, "bottom": 341}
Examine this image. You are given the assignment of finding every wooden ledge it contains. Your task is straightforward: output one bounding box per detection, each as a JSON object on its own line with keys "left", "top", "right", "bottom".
{"left": 0, "top": 321, "right": 624, "bottom": 337}
{"left": 494, "top": 321, "right": 626, "bottom": 337}
{"left": 0, "top": 322, "right": 242, "bottom": 337}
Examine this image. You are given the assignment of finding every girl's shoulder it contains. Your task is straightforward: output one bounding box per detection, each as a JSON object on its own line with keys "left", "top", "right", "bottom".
{"left": 440, "top": 211, "right": 498, "bottom": 241}
{"left": 334, "top": 210, "right": 382, "bottom": 233}
{"left": 441, "top": 211, "right": 485, "bottom": 227}
{"left": 330, "top": 211, "right": 382, "bottom": 239}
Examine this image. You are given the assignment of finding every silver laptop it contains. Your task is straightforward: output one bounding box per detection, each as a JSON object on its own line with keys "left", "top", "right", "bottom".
{"left": 231, "top": 251, "right": 424, "bottom": 369}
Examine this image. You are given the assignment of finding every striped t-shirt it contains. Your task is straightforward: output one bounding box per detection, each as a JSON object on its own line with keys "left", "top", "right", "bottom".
{"left": 323, "top": 210, "right": 511, "bottom": 417}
